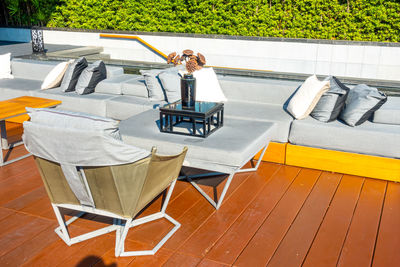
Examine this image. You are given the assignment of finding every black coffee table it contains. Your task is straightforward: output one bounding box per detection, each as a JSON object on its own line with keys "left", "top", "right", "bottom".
{"left": 159, "top": 100, "right": 224, "bottom": 138}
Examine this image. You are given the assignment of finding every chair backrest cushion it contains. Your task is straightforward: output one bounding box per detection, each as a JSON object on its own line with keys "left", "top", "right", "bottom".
{"left": 23, "top": 108, "right": 149, "bottom": 166}
{"left": 23, "top": 108, "right": 150, "bottom": 207}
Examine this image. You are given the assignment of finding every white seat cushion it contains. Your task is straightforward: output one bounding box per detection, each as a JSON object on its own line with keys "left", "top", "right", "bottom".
{"left": 287, "top": 75, "right": 330, "bottom": 119}
{"left": 0, "top": 53, "right": 13, "bottom": 79}
{"left": 41, "top": 61, "right": 70, "bottom": 90}
{"left": 193, "top": 67, "right": 227, "bottom": 102}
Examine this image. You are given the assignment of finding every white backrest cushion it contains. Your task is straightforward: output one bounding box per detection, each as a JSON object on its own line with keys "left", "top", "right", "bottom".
{"left": 41, "top": 61, "right": 71, "bottom": 90}
{"left": 193, "top": 67, "right": 227, "bottom": 102}
{"left": 287, "top": 75, "right": 330, "bottom": 119}
{"left": 0, "top": 53, "right": 13, "bottom": 79}
{"left": 26, "top": 107, "right": 121, "bottom": 139}
{"left": 23, "top": 107, "right": 149, "bottom": 166}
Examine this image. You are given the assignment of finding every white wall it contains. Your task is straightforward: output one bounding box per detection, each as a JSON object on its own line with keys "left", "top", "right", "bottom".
{"left": 42, "top": 29, "right": 400, "bottom": 81}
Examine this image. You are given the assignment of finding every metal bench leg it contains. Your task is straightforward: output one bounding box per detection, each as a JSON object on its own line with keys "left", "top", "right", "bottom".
{"left": 0, "top": 121, "right": 31, "bottom": 167}
{"left": 0, "top": 121, "right": 8, "bottom": 150}
{"left": 187, "top": 172, "right": 235, "bottom": 210}
{"left": 185, "top": 144, "right": 269, "bottom": 209}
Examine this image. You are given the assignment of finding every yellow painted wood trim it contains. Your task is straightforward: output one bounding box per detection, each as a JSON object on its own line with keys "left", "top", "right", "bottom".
{"left": 286, "top": 144, "right": 400, "bottom": 182}
{"left": 99, "top": 34, "right": 168, "bottom": 59}
{"left": 254, "top": 142, "right": 286, "bottom": 164}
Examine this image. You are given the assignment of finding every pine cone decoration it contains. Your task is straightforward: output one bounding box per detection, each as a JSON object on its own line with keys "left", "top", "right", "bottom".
{"left": 197, "top": 53, "right": 206, "bottom": 66}
{"left": 166, "top": 50, "right": 206, "bottom": 72}
{"left": 186, "top": 59, "right": 198, "bottom": 73}
{"left": 173, "top": 55, "right": 181, "bottom": 65}
{"left": 183, "top": 49, "right": 194, "bottom": 56}
{"left": 167, "top": 52, "right": 176, "bottom": 64}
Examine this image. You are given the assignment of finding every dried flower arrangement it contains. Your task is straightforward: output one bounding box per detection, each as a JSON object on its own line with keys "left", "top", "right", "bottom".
{"left": 167, "top": 49, "right": 206, "bottom": 74}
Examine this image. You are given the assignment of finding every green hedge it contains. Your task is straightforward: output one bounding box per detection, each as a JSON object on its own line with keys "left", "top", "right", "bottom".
{"left": 13, "top": 0, "right": 400, "bottom": 42}
{"left": 2, "top": 0, "right": 60, "bottom": 26}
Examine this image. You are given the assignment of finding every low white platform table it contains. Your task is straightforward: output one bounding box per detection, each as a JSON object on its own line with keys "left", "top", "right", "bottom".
{"left": 119, "top": 109, "right": 276, "bottom": 209}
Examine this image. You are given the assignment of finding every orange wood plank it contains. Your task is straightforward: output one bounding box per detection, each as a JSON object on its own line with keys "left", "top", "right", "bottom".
{"left": 0, "top": 96, "right": 61, "bottom": 120}
{"left": 234, "top": 168, "right": 321, "bottom": 266}
{"left": 22, "top": 225, "right": 104, "bottom": 266}
{"left": 6, "top": 114, "right": 29, "bottom": 124}
{"left": 254, "top": 142, "right": 286, "bottom": 164}
{"left": 0, "top": 212, "right": 36, "bottom": 237}
{"left": 164, "top": 169, "right": 250, "bottom": 250}
{"left": 5, "top": 121, "right": 23, "bottom": 136}
{"left": 93, "top": 248, "right": 135, "bottom": 267}
{"left": 178, "top": 164, "right": 280, "bottom": 257}
{"left": 19, "top": 195, "right": 54, "bottom": 219}
{"left": 125, "top": 183, "right": 196, "bottom": 246}
{"left": 0, "top": 157, "right": 39, "bottom": 183}
{"left": 286, "top": 143, "right": 400, "bottom": 182}
{"left": 126, "top": 248, "right": 173, "bottom": 266}
{"left": 3, "top": 187, "right": 47, "bottom": 211}
{"left": 197, "top": 258, "right": 230, "bottom": 266}
{"left": 0, "top": 208, "right": 14, "bottom": 221}
{"left": 372, "top": 182, "right": 400, "bottom": 267}
{"left": 56, "top": 234, "right": 115, "bottom": 267}
{"left": 136, "top": 181, "right": 190, "bottom": 219}
{"left": 205, "top": 165, "right": 300, "bottom": 264}
{"left": 0, "top": 217, "right": 52, "bottom": 257}
{"left": 302, "top": 175, "right": 364, "bottom": 267}
{"left": 127, "top": 218, "right": 174, "bottom": 246}
{"left": 0, "top": 224, "right": 59, "bottom": 266}
{"left": 0, "top": 156, "right": 36, "bottom": 182}
{"left": 267, "top": 172, "right": 342, "bottom": 266}
{"left": 337, "top": 179, "right": 387, "bottom": 266}
{"left": 163, "top": 189, "right": 215, "bottom": 250}
{"left": 162, "top": 252, "right": 202, "bottom": 267}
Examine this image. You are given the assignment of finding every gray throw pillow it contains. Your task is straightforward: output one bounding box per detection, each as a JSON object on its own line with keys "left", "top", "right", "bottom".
{"left": 139, "top": 69, "right": 165, "bottom": 101}
{"left": 339, "top": 84, "right": 387, "bottom": 126}
{"left": 311, "top": 76, "right": 350, "bottom": 122}
{"left": 60, "top": 57, "right": 88, "bottom": 92}
{"left": 158, "top": 67, "right": 182, "bottom": 103}
{"left": 75, "top": 60, "right": 107, "bottom": 95}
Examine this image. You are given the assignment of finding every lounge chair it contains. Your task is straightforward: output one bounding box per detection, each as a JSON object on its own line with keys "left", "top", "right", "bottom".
{"left": 22, "top": 108, "right": 187, "bottom": 257}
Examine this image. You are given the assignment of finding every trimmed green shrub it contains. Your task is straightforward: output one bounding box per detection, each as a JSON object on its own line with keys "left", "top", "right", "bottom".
{"left": 2, "top": 0, "right": 60, "bottom": 26}
{"left": 6, "top": 0, "right": 400, "bottom": 42}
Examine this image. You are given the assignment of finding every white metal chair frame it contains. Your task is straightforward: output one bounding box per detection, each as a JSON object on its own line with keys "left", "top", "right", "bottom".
{"left": 181, "top": 144, "right": 268, "bottom": 210}
{"left": 52, "top": 179, "right": 180, "bottom": 257}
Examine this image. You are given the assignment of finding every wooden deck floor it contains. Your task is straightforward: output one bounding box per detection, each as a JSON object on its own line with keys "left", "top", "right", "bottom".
{"left": 0, "top": 145, "right": 399, "bottom": 266}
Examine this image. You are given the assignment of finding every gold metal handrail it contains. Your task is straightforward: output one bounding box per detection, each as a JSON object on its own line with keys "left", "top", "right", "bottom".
{"left": 99, "top": 33, "right": 168, "bottom": 60}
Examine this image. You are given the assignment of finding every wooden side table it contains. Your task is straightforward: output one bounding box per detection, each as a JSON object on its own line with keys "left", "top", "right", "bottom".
{"left": 0, "top": 96, "right": 62, "bottom": 166}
